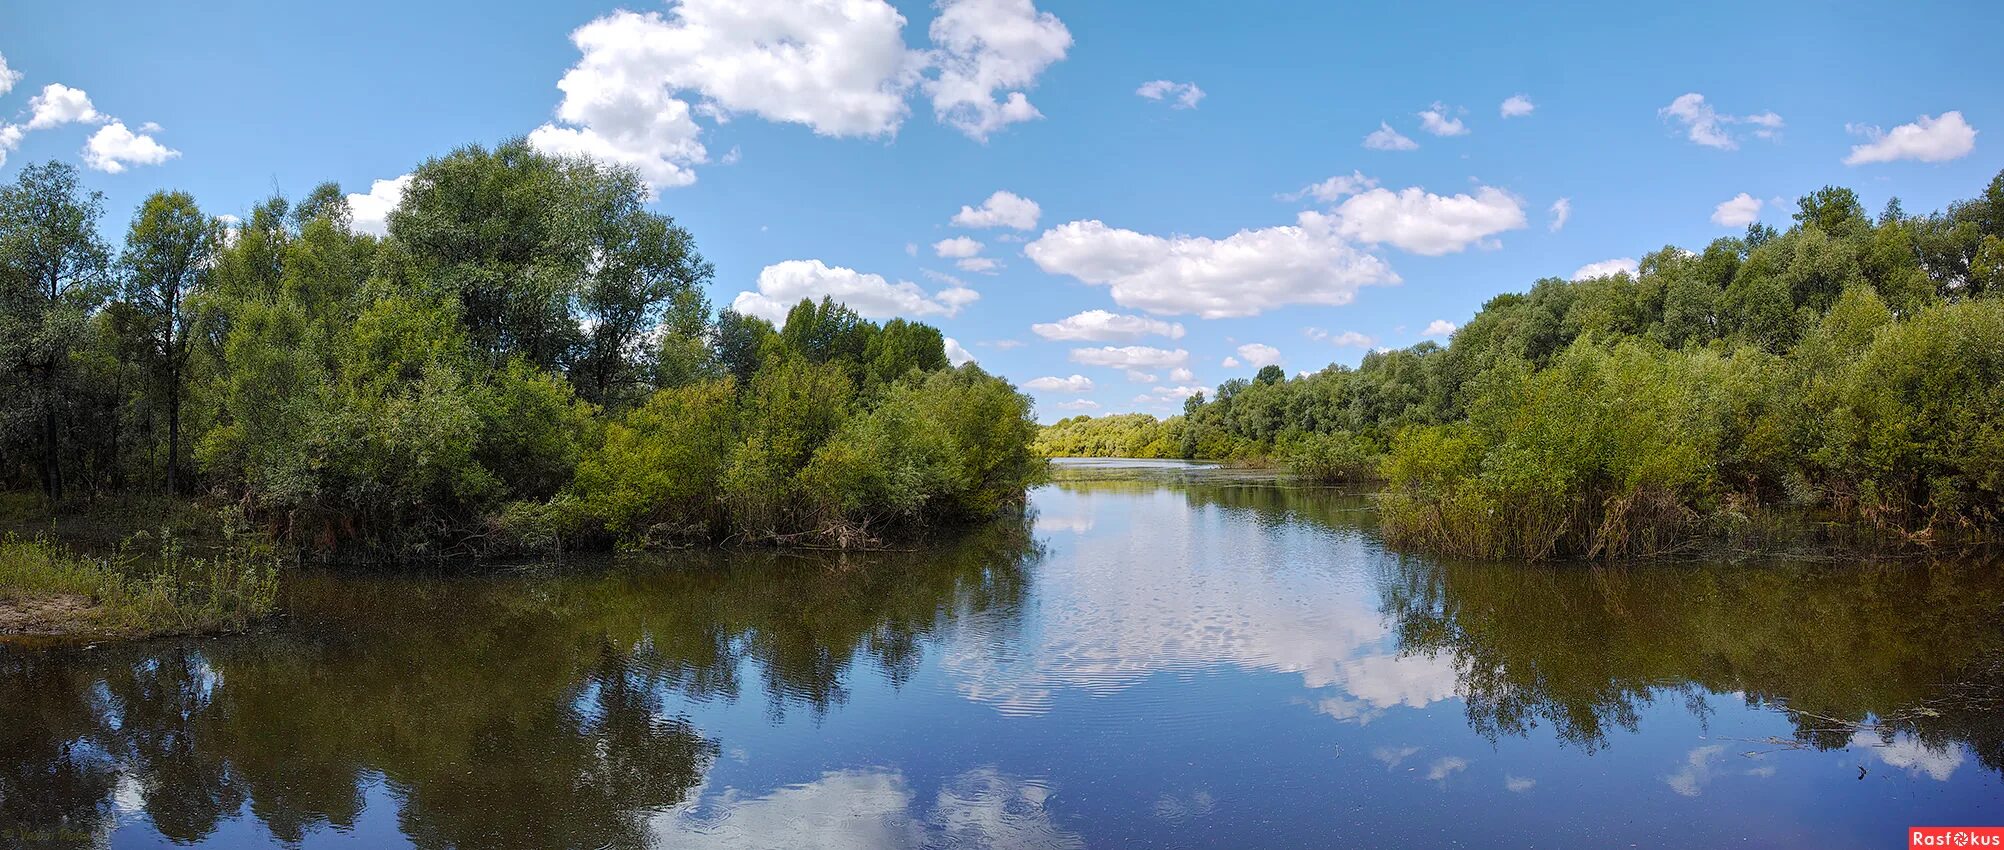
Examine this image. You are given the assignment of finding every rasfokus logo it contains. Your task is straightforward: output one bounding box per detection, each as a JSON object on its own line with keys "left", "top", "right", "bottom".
{"left": 1912, "top": 827, "right": 2004, "bottom": 848}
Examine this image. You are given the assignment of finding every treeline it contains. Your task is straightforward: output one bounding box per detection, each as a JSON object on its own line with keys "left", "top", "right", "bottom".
{"left": 0, "top": 140, "right": 1039, "bottom": 558}
{"left": 1042, "top": 173, "right": 2004, "bottom": 559}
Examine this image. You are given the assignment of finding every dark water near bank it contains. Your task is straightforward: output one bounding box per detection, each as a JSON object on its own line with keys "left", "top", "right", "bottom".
{"left": 4, "top": 460, "right": 2001, "bottom": 848}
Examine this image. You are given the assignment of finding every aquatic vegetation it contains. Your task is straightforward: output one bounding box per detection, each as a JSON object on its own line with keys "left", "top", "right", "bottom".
{"left": 0, "top": 535, "right": 278, "bottom": 638}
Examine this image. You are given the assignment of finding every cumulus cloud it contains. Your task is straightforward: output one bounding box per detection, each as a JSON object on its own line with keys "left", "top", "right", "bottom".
{"left": 1548, "top": 197, "right": 1571, "bottom": 232}
{"left": 1025, "top": 213, "right": 1398, "bottom": 318}
{"left": 1423, "top": 319, "right": 1457, "bottom": 338}
{"left": 0, "top": 124, "right": 23, "bottom": 169}
{"left": 0, "top": 52, "right": 21, "bottom": 96}
{"left": 1416, "top": 102, "right": 1468, "bottom": 136}
{"left": 944, "top": 336, "right": 975, "bottom": 365}
{"left": 1136, "top": 79, "right": 1204, "bottom": 109}
{"left": 1666, "top": 745, "right": 1724, "bottom": 797}
{"left": 1425, "top": 756, "right": 1469, "bottom": 782}
{"left": 1031, "top": 309, "right": 1185, "bottom": 342}
{"left": 1305, "top": 327, "right": 1373, "bottom": 348}
{"left": 530, "top": 0, "right": 1070, "bottom": 189}
{"left": 1711, "top": 192, "right": 1763, "bottom": 227}
{"left": 1856, "top": 732, "right": 1963, "bottom": 781}
{"left": 1363, "top": 121, "right": 1418, "bottom": 151}
{"left": 1499, "top": 94, "right": 1534, "bottom": 118}
{"left": 1331, "top": 186, "right": 1527, "bottom": 255}
{"left": 951, "top": 189, "right": 1040, "bottom": 229}
{"left": 1168, "top": 366, "right": 1194, "bottom": 382}
{"left": 934, "top": 236, "right": 984, "bottom": 258}
{"left": 732, "top": 259, "right": 977, "bottom": 322}
{"left": 1282, "top": 170, "right": 1378, "bottom": 203}
{"left": 1658, "top": 93, "right": 1781, "bottom": 150}
{"left": 1023, "top": 374, "right": 1094, "bottom": 392}
{"left": 1505, "top": 776, "right": 1536, "bottom": 792}
{"left": 1051, "top": 399, "right": 1099, "bottom": 411}
{"left": 1236, "top": 343, "right": 1282, "bottom": 367}
{"left": 1572, "top": 257, "right": 1639, "bottom": 280}
{"left": 1220, "top": 356, "right": 1240, "bottom": 368}
{"left": 27, "top": 83, "right": 101, "bottom": 130}
{"left": 1068, "top": 345, "right": 1189, "bottom": 370}
{"left": 1843, "top": 111, "right": 1977, "bottom": 165}
{"left": 1123, "top": 369, "right": 1157, "bottom": 383}
{"left": 926, "top": 0, "right": 1072, "bottom": 140}
{"left": 81, "top": 121, "right": 178, "bottom": 173}
{"left": 1133, "top": 384, "right": 1206, "bottom": 405}
{"left": 346, "top": 175, "right": 413, "bottom": 238}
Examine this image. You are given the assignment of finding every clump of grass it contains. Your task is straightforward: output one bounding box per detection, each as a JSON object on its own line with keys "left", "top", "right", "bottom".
{"left": 0, "top": 532, "right": 279, "bottom": 639}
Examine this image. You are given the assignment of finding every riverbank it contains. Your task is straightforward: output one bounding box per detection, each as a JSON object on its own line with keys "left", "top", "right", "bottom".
{"left": 0, "top": 536, "right": 278, "bottom": 641}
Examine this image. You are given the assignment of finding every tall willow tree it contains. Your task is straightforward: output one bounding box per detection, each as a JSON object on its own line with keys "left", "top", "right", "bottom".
{"left": 118, "top": 191, "right": 219, "bottom": 493}
{"left": 383, "top": 139, "right": 713, "bottom": 406}
{"left": 0, "top": 162, "right": 112, "bottom": 500}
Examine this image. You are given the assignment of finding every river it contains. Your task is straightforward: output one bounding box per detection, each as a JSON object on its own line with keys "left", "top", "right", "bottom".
{"left": 3, "top": 459, "right": 1999, "bottom": 848}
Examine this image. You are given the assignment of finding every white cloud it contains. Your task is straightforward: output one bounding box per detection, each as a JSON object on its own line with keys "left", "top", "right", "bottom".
{"left": 1282, "top": 170, "right": 1378, "bottom": 203}
{"left": 934, "top": 236, "right": 984, "bottom": 258}
{"left": 1710, "top": 192, "right": 1763, "bottom": 227}
{"left": 1051, "top": 399, "right": 1099, "bottom": 411}
{"left": 1025, "top": 213, "right": 1398, "bottom": 318}
{"left": 1417, "top": 102, "right": 1467, "bottom": 136}
{"left": 926, "top": 0, "right": 1072, "bottom": 141}
{"left": 951, "top": 189, "right": 1041, "bottom": 229}
{"left": 944, "top": 336, "right": 975, "bottom": 365}
{"left": 1332, "top": 186, "right": 1527, "bottom": 255}
{"left": 1220, "top": 356, "right": 1240, "bottom": 368}
{"left": 955, "top": 257, "right": 998, "bottom": 273}
{"left": 528, "top": 0, "right": 923, "bottom": 190}
{"left": 346, "top": 174, "right": 412, "bottom": 238}
{"left": 1331, "top": 331, "right": 1375, "bottom": 348}
{"left": 1548, "top": 197, "right": 1570, "bottom": 232}
{"left": 0, "top": 124, "right": 22, "bottom": 169}
{"left": 1168, "top": 367, "right": 1194, "bottom": 382}
{"left": 1136, "top": 79, "right": 1204, "bottom": 109}
{"left": 1666, "top": 745, "right": 1724, "bottom": 797}
{"left": 1423, "top": 319, "right": 1457, "bottom": 338}
{"left": 1572, "top": 257, "right": 1638, "bottom": 280}
{"left": 1023, "top": 374, "right": 1093, "bottom": 392}
{"left": 1424, "top": 756, "right": 1469, "bottom": 782}
{"left": 1363, "top": 121, "right": 1418, "bottom": 151}
{"left": 1133, "top": 384, "right": 1206, "bottom": 405}
{"left": 1068, "top": 345, "right": 1189, "bottom": 370}
{"left": 81, "top": 122, "right": 178, "bottom": 173}
{"left": 1499, "top": 94, "right": 1534, "bottom": 118}
{"left": 1236, "top": 342, "right": 1282, "bottom": 367}
{"left": 1743, "top": 110, "right": 1784, "bottom": 140}
{"left": 1031, "top": 309, "right": 1185, "bottom": 342}
{"left": 1658, "top": 93, "right": 1781, "bottom": 150}
{"left": 731, "top": 259, "right": 977, "bottom": 322}
{"left": 26, "top": 83, "right": 100, "bottom": 130}
{"left": 1843, "top": 111, "right": 1978, "bottom": 165}
{"left": 1505, "top": 775, "right": 1536, "bottom": 792}
{"left": 0, "top": 53, "right": 21, "bottom": 97}
{"left": 1124, "top": 369, "right": 1157, "bottom": 383}
{"left": 1856, "top": 732, "right": 1963, "bottom": 781}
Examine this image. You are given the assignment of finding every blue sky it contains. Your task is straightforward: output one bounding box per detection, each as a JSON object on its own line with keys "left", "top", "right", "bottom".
{"left": 3, "top": 0, "right": 1999, "bottom": 420}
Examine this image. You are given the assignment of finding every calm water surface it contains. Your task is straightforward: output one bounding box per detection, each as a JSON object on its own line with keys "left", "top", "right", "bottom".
{"left": 4, "top": 460, "right": 2001, "bottom": 848}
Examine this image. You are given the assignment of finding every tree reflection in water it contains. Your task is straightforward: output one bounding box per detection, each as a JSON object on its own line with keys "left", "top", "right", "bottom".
{"left": 1376, "top": 555, "right": 2004, "bottom": 770}
{"left": 0, "top": 517, "right": 1039, "bottom": 848}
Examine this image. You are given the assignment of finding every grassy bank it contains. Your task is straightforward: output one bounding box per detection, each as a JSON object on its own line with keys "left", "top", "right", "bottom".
{"left": 0, "top": 535, "right": 279, "bottom": 639}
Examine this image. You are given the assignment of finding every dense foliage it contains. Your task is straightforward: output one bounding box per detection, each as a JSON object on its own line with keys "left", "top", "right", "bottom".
{"left": 0, "top": 141, "right": 1039, "bottom": 558}
{"left": 1043, "top": 173, "right": 2004, "bottom": 557}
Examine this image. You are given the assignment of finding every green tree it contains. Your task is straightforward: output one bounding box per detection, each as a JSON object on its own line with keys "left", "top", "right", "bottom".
{"left": 0, "top": 162, "right": 113, "bottom": 499}
{"left": 119, "top": 191, "right": 219, "bottom": 493}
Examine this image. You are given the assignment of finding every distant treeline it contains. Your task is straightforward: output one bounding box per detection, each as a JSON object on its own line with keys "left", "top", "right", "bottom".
{"left": 1039, "top": 173, "right": 2004, "bottom": 559}
{"left": 0, "top": 140, "right": 1039, "bottom": 558}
